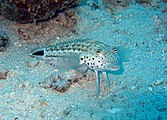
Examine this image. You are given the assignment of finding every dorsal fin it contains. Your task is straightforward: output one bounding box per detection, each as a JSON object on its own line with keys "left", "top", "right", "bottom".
{"left": 53, "top": 38, "right": 90, "bottom": 46}
{"left": 46, "top": 38, "right": 91, "bottom": 48}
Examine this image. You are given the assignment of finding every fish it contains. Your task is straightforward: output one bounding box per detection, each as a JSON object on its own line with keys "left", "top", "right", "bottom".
{"left": 30, "top": 39, "right": 130, "bottom": 96}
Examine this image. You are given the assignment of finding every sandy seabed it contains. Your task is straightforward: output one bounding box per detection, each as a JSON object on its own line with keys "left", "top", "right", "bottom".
{"left": 0, "top": 1, "right": 167, "bottom": 120}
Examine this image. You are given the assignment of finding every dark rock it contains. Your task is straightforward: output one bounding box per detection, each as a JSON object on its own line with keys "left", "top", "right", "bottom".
{"left": 0, "top": 2, "right": 1, "bottom": 15}
{"left": 156, "top": 106, "right": 167, "bottom": 112}
{"left": 18, "top": 28, "right": 32, "bottom": 41}
{"left": 136, "top": 0, "right": 150, "bottom": 4}
{"left": 40, "top": 70, "right": 89, "bottom": 93}
{"left": 162, "top": 6, "right": 167, "bottom": 13}
{"left": 41, "top": 73, "right": 73, "bottom": 93}
{"left": 55, "top": 9, "right": 78, "bottom": 28}
{"left": 0, "top": 67, "right": 9, "bottom": 80}
{"left": 162, "top": 0, "right": 167, "bottom": 2}
{"left": 52, "top": 79, "right": 72, "bottom": 93}
{"left": 0, "top": 31, "right": 10, "bottom": 52}
{"left": 62, "top": 106, "right": 73, "bottom": 117}
{"left": 136, "top": 0, "right": 161, "bottom": 7}
{"left": 0, "top": 0, "right": 81, "bottom": 23}
{"left": 85, "top": 2, "right": 100, "bottom": 10}
{"left": 90, "top": 2, "right": 100, "bottom": 10}
{"left": 103, "top": 0, "right": 132, "bottom": 12}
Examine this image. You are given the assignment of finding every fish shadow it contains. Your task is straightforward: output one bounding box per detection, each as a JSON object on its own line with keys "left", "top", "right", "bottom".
{"left": 108, "top": 64, "right": 124, "bottom": 75}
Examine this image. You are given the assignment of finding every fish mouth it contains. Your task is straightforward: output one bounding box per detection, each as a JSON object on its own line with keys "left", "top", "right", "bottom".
{"left": 29, "top": 53, "right": 36, "bottom": 58}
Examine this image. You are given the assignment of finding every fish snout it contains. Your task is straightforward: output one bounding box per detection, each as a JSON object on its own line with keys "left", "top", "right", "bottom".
{"left": 29, "top": 49, "right": 45, "bottom": 59}
{"left": 31, "top": 50, "right": 44, "bottom": 56}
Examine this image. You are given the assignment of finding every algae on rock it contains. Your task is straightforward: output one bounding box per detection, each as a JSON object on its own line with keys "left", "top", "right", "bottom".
{"left": 103, "top": 0, "right": 132, "bottom": 12}
{"left": 0, "top": 0, "right": 81, "bottom": 23}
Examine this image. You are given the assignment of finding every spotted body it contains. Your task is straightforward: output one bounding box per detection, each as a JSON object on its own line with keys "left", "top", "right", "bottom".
{"left": 30, "top": 39, "right": 127, "bottom": 96}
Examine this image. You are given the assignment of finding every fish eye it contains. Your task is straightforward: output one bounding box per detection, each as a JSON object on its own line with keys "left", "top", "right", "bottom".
{"left": 32, "top": 50, "right": 44, "bottom": 56}
{"left": 113, "top": 47, "right": 117, "bottom": 52}
{"left": 97, "top": 49, "right": 101, "bottom": 53}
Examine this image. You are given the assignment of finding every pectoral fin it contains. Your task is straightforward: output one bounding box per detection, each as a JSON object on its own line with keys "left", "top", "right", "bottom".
{"left": 45, "top": 53, "right": 80, "bottom": 72}
{"left": 76, "top": 64, "right": 88, "bottom": 74}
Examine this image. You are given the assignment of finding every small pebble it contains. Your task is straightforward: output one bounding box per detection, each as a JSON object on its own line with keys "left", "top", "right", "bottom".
{"left": 106, "top": 108, "right": 122, "bottom": 114}
{"left": 53, "top": 79, "right": 71, "bottom": 93}
{"left": 56, "top": 36, "right": 60, "bottom": 40}
{"left": 0, "top": 67, "right": 9, "bottom": 80}
{"left": 62, "top": 106, "right": 73, "bottom": 117}
{"left": 148, "top": 87, "right": 153, "bottom": 92}
{"left": 153, "top": 80, "right": 164, "bottom": 86}
{"left": 156, "top": 37, "right": 162, "bottom": 42}
{"left": 131, "top": 86, "right": 136, "bottom": 89}
{"left": 27, "top": 59, "right": 39, "bottom": 67}
{"left": 40, "top": 101, "right": 48, "bottom": 107}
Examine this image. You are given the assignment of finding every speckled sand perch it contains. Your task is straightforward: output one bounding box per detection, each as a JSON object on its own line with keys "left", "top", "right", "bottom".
{"left": 30, "top": 39, "right": 130, "bottom": 96}
{"left": 0, "top": 0, "right": 167, "bottom": 120}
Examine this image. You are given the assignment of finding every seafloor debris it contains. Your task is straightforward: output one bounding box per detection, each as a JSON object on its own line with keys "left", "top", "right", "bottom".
{"left": 156, "top": 105, "right": 167, "bottom": 112}
{"left": 10, "top": 8, "right": 78, "bottom": 43}
{"left": 52, "top": 79, "right": 72, "bottom": 93}
{"left": 153, "top": 15, "right": 167, "bottom": 42}
{"left": 0, "top": 31, "right": 10, "bottom": 52}
{"left": 162, "top": 6, "right": 167, "bottom": 13}
{"left": 148, "top": 86, "right": 153, "bottom": 92}
{"left": 162, "top": 0, "right": 167, "bottom": 2}
{"left": 55, "top": 9, "right": 77, "bottom": 28}
{"left": 103, "top": 0, "right": 132, "bottom": 12}
{"left": 159, "top": 13, "right": 167, "bottom": 24}
{"left": 153, "top": 80, "right": 164, "bottom": 86}
{"left": 136, "top": 0, "right": 161, "bottom": 7}
{"left": 61, "top": 106, "right": 73, "bottom": 117}
{"left": 85, "top": 1, "right": 100, "bottom": 10}
{"left": 41, "top": 70, "right": 89, "bottom": 93}
{"left": 90, "top": 2, "right": 100, "bottom": 10}
{"left": 27, "top": 59, "right": 39, "bottom": 68}
{"left": 0, "top": 67, "right": 9, "bottom": 80}
{"left": 18, "top": 28, "right": 37, "bottom": 41}
{"left": 0, "top": 0, "right": 81, "bottom": 23}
